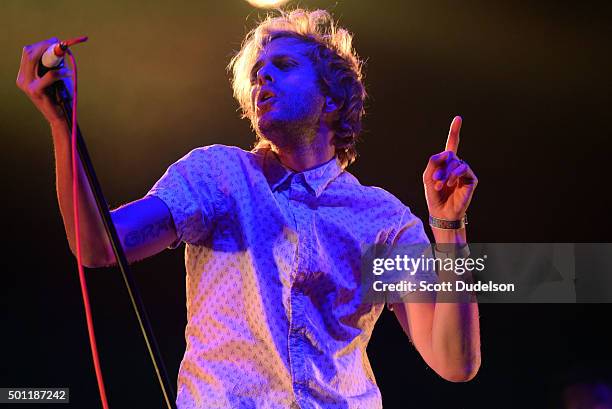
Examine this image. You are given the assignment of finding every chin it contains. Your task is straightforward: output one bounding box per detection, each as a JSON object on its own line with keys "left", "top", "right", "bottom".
{"left": 257, "top": 111, "right": 286, "bottom": 134}
{"left": 254, "top": 115, "right": 277, "bottom": 141}
{"left": 255, "top": 109, "right": 318, "bottom": 147}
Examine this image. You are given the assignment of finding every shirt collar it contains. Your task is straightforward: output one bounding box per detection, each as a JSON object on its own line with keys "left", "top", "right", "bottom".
{"left": 261, "top": 148, "right": 343, "bottom": 197}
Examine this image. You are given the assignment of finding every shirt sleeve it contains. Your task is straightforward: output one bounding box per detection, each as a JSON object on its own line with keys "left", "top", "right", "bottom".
{"left": 385, "top": 206, "right": 437, "bottom": 308}
{"left": 145, "top": 147, "right": 221, "bottom": 247}
{"left": 388, "top": 206, "right": 430, "bottom": 248}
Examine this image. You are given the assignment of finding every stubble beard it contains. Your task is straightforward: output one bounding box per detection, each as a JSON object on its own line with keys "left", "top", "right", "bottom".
{"left": 255, "top": 95, "right": 324, "bottom": 152}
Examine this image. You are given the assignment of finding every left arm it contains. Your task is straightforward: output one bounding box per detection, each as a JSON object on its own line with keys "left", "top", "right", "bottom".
{"left": 391, "top": 116, "right": 481, "bottom": 382}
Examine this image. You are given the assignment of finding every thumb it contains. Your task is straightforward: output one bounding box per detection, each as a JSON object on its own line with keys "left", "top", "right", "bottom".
{"left": 28, "top": 68, "right": 73, "bottom": 98}
{"left": 37, "top": 68, "right": 73, "bottom": 89}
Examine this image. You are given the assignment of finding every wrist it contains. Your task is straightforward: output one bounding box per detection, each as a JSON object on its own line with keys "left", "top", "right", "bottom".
{"left": 36, "top": 96, "right": 67, "bottom": 126}
{"left": 429, "top": 213, "right": 467, "bottom": 229}
{"left": 49, "top": 116, "right": 68, "bottom": 129}
{"left": 432, "top": 226, "right": 467, "bottom": 245}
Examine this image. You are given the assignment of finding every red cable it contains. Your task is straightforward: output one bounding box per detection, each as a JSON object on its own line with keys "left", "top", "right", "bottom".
{"left": 66, "top": 49, "right": 111, "bottom": 409}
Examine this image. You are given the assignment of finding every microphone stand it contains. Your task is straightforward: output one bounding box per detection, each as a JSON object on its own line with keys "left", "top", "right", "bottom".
{"left": 52, "top": 80, "right": 177, "bottom": 409}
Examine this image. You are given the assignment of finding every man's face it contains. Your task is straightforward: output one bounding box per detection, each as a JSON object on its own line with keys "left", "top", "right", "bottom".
{"left": 249, "top": 37, "right": 327, "bottom": 146}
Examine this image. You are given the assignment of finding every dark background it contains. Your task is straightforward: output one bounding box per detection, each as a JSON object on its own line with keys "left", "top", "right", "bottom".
{"left": 1, "top": 0, "right": 610, "bottom": 408}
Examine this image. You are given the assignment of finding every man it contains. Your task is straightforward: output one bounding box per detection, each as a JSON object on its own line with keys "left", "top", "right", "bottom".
{"left": 17, "top": 8, "right": 480, "bottom": 409}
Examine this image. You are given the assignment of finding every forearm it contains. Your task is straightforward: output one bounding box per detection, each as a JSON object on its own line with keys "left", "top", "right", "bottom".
{"left": 51, "top": 119, "right": 113, "bottom": 266}
{"left": 430, "top": 227, "right": 481, "bottom": 381}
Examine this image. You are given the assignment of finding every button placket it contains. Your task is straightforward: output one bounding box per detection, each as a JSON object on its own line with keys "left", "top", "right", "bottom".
{"left": 287, "top": 174, "right": 313, "bottom": 403}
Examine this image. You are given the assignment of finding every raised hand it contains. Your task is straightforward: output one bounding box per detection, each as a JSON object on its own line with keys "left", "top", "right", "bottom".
{"left": 16, "top": 37, "right": 73, "bottom": 125}
{"left": 423, "top": 116, "right": 478, "bottom": 222}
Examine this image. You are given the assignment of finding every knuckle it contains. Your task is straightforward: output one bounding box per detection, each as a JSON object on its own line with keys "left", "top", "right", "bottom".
{"left": 429, "top": 152, "right": 444, "bottom": 164}
{"left": 25, "top": 84, "right": 39, "bottom": 97}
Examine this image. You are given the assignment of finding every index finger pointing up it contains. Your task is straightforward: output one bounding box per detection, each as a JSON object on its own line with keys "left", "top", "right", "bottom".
{"left": 445, "top": 115, "right": 462, "bottom": 153}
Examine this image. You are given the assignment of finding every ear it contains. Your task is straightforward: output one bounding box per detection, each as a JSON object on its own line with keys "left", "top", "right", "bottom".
{"left": 323, "top": 96, "right": 339, "bottom": 113}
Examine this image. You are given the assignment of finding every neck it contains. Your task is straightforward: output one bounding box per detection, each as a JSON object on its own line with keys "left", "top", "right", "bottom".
{"left": 272, "top": 128, "right": 335, "bottom": 172}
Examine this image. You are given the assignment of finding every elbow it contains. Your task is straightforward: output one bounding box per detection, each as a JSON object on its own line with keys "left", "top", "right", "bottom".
{"left": 68, "top": 242, "right": 114, "bottom": 268}
{"left": 440, "top": 367, "right": 479, "bottom": 383}
{"left": 437, "top": 355, "right": 481, "bottom": 383}
{"left": 81, "top": 256, "right": 112, "bottom": 269}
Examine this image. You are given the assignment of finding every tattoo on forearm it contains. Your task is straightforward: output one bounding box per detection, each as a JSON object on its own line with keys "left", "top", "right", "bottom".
{"left": 124, "top": 216, "right": 173, "bottom": 248}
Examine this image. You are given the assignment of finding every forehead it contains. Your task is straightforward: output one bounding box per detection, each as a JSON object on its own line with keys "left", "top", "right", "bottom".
{"left": 256, "top": 36, "right": 312, "bottom": 61}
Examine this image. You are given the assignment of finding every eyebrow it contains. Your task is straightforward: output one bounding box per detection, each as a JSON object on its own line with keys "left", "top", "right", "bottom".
{"left": 250, "top": 54, "right": 299, "bottom": 79}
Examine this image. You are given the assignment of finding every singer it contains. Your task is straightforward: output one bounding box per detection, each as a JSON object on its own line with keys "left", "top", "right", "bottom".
{"left": 17, "top": 9, "right": 480, "bottom": 409}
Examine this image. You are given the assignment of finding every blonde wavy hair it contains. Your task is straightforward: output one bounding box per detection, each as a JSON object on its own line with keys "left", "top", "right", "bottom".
{"left": 228, "top": 9, "right": 366, "bottom": 169}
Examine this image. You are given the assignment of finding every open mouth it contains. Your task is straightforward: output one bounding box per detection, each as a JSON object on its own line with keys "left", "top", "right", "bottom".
{"left": 258, "top": 89, "right": 275, "bottom": 106}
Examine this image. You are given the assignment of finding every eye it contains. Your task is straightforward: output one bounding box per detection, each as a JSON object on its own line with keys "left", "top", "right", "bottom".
{"left": 275, "top": 59, "right": 297, "bottom": 70}
{"left": 249, "top": 61, "right": 263, "bottom": 85}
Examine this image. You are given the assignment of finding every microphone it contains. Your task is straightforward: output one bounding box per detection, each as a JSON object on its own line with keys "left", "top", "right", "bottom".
{"left": 37, "top": 36, "right": 88, "bottom": 77}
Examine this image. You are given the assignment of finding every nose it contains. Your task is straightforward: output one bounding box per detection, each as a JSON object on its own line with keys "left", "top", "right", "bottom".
{"left": 256, "top": 63, "right": 273, "bottom": 86}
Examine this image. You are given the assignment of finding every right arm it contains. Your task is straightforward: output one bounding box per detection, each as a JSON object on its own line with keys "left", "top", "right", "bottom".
{"left": 17, "top": 38, "right": 177, "bottom": 267}
{"left": 50, "top": 118, "right": 177, "bottom": 267}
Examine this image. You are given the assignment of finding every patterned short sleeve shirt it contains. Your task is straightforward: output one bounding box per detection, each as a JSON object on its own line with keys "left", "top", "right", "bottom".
{"left": 146, "top": 144, "right": 429, "bottom": 409}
